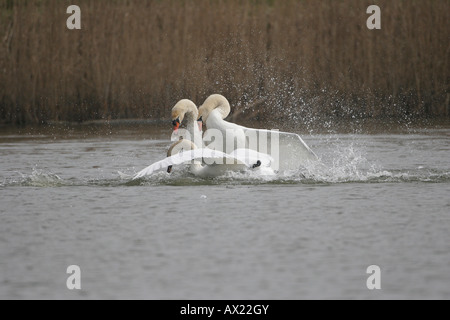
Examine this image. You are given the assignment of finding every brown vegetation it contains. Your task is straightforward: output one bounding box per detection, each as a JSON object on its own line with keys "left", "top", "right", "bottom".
{"left": 0, "top": 0, "right": 448, "bottom": 125}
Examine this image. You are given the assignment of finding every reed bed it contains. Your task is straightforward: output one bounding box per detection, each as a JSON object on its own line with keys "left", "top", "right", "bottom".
{"left": 0, "top": 0, "right": 448, "bottom": 125}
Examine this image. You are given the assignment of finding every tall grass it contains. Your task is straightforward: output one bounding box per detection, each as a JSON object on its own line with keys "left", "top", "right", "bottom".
{"left": 0, "top": 0, "right": 448, "bottom": 125}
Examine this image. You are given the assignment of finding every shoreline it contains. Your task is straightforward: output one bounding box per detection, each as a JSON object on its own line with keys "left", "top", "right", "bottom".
{"left": 1, "top": 117, "right": 449, "bottom": 137}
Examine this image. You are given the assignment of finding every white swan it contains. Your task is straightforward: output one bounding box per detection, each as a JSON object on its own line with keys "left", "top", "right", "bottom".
{"left": 171, "top": 99, "right": 203, "bottom": 148}
{"left": 133, "top": 138, "right": 273, "bottom": 179}
{"left": 198, "top": 94, "right": 317, "bottom": 170}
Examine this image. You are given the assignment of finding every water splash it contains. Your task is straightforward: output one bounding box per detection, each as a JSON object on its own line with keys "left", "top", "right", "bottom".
{"left": 132, "top": 137, "right": 450, "bottom": 185}
{"left": 24, "top": 169, "right": 65, "bottom": 187}
{"left": 296, "top": 142, "right": 377, "bottom": 183}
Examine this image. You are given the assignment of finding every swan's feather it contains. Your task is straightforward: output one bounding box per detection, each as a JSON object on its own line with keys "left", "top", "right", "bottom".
{"left": 241, "top": 127, "right": 317, "bottom": 161}
{"left": 229, "top": 148, "right": 274, "bottom": 167}
{"left": 133, "top": 148, "right": 267, "bottom": 179}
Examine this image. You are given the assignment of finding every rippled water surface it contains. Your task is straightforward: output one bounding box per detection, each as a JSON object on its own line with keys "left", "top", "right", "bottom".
{"left": 1, "top": 122, "right": 449, "bottom": 299}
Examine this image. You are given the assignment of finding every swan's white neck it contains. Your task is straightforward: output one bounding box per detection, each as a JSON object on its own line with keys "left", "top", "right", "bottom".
{"left": 183, "top": 108, "right": 198, "bottom": 129}
{"left": 200, "top": 94, "right": 231, "bottom": 122}
{"left": 173, "top": 100, "right": 202, "bottom": 147}
{"left": 179, "top": 102, "right": 198, "bottom": 133}
{"left": 167, "top": 138, "right": 202, "bottom": 174}
{"left": 167, "top": 138, "right": 197, "bottom": 156}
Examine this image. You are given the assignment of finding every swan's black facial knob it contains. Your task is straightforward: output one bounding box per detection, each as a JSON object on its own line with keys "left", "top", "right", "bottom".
{"left": 197, "top": 116, "right": 203, "bottom": 122}
{"left": 172, "top": 118, "right": 180, "bottom": 130}
{"left": 167, "top": 165, "right": 173, "bottom": 173}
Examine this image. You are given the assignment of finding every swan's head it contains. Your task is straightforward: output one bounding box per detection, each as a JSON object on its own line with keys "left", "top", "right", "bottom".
{"left": 197, "top": 105, "right": 208, "bottom": 124}
{"left": 171, "top": 99, "right": 199, "bottom": 131}
{"left": 198, "top": 94, "right": 230, "bottom": 123}
{"left": 166, "top": 138, "right": 198, "bottom": 173}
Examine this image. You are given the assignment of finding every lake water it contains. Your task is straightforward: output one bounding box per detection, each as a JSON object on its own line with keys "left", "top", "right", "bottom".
{"left": 0, "top": 122, "right": 449, "bottom": 299}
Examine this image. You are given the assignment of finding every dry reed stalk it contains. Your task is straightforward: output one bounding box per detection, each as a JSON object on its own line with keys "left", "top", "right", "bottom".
{"left": 0, "top": 0, "right": 448, "bottom": 125}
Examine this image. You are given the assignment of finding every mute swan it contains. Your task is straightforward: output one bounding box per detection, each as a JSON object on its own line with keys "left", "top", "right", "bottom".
{"left": 198, "top": 94, "right": 317, "bottom": 170}
{"left": 171, "top": 99, "right": 203, "bottom": 148}
{"left": 133, "top": 138, "right": 273, "bottom": 179}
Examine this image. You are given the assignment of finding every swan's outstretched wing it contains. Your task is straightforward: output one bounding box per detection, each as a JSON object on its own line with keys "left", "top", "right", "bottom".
{"left": 236, "top": 127, "right": 317, "bottom": 170}
{"left": 133, "top": 148, "right": 249, "bottom": 180}
{"left": 243, "top": 127, "right": 316, "bottom": 158}
{"left": 279, "top": 130, "right": 317, "bottom": 159}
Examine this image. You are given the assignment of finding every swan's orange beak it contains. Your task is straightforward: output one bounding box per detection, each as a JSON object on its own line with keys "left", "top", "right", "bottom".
{"left": 197, "top": 116, "right": 203, "bottom": 131}
{"left": 172, "top": 118, "right": 180, "bottom": 133}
